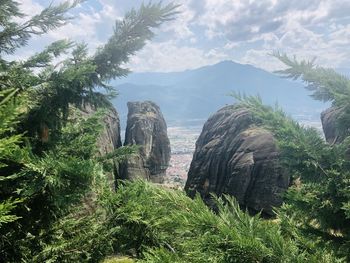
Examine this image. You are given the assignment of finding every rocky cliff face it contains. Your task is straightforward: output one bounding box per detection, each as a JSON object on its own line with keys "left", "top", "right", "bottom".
{"left": 96, "top": 107, "right": 122, "bottom": 156}
{"left": 185, "top": 105, "right": 289, "bottom": 215}
{"left": 120, "top": 101, "right": 171, "bottom": 183}
{"left": 82, "top": 104, "right": 122, "bottom": 188}
{"left": 321, "top": 106, "right": 345, "bottom": 144}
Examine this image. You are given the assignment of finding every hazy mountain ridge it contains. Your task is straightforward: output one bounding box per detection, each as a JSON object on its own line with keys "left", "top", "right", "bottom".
{"left": 112, "top": 61, "right": 328, "bottom": 127}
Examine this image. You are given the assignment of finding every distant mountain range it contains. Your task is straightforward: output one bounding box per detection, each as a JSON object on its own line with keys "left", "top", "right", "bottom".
{"left": 111, "top": 61, "right": 329, "bottom": 128}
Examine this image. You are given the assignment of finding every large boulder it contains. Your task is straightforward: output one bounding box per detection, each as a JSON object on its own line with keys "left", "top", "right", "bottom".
{"left": 120, "top": 101, "right": 171, "bottom": 183}
{"left": 185, "top": 105, "right": 289, "bottom": 215}
{"left": 321, "top": 106, "right": 345, "bottom": 144}
{"left": 81, "top": 104, "right": 122, "bottom": 188}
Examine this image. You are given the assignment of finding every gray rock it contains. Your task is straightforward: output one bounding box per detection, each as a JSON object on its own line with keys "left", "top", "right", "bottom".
{"left": 120, "top": 101, "right": 171, "bottom": 183}
{"left": 321, "top": 106, "right": 345, "bottom": 144}
{"left": 185, "top": 105, "right": 289, "bottom": 215}
{"left": 96, "top": 107, "right": 122, "bottom": 156}
{"left": 81, "top": 104, "right": 122, "bottom": 189}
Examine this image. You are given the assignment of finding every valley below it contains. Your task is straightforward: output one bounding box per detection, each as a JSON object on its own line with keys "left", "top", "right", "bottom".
{"left": 164, "top": 126, "right": 201, "bottom": 187}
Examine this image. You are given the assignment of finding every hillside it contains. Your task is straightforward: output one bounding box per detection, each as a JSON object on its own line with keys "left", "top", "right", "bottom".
{"left": 112, "top": 61, "right": 327, "bottom": 127}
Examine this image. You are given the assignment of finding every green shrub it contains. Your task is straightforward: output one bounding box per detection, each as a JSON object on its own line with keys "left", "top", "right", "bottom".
{"left": 103, "top": 180, "right": 341, "bottom": 263}
{"left": 102, "top": 257, "right": 135, "bottom": 263}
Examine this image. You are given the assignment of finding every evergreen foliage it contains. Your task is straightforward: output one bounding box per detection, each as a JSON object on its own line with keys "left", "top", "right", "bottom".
{"left": 271, "top": 54, "right": 350, "bottom": 259}
{"left": 98, "top": 181, "right": 343, "bottom": 262}
{"left": 1, "top": 1, "right": 179, "bottom": 149}
{"left": 1, "top": 0, "right": 350, "bottom": 262}
{"left": 0, "top": 0, "right": 81, "bottom": 55}
{"left": 0, "top": 1, "right": 178, "bottom": 261}
{"left": 273, "top": 53, "right": 350, "bottom": 105}
{"left": 0, "top": 107, "right": 109, "bottom": 261}
{"left": 273, "top": 52, "right": 350, "bottom": 139}
{"left": 231, "top": 84, "right": 350, "bottom": 260}
{"left": 0, "top": 88, "right": 27, "bottom": 230}
{"left": 94, "top": 2, "right": 179, "bottom": 81}
{"left": 28, "top": 180, "right": 342, "bottom": 262}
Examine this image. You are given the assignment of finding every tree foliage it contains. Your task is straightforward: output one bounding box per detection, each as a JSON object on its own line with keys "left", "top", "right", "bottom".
{"left": 0, "top": 88, "right": 27, "bottom": 231}
{"left": 273, "top": 52, "right": 350, "bottom": 106}
{"left": 31, "top": 180, "right": 342, "bottom": 262}
{"left": 0, "top": 0, "right": 81, "bottom": 55}
{"left": 230, "top": 55, "right": 350, "bottom": 260}
{"left": 273, "top": 52, "right": 350, "bottom": 139}
{"left": 0, "top": 1, "right": 178, "bottom": 261}
{"left": 1, "top": 1, "right": 179, "bottom": 149}
{"left": 2, "top": 0, "right": 350, "bottom": 262}
{"left": 94, "top": 2, "right": 179, "bottom": 81}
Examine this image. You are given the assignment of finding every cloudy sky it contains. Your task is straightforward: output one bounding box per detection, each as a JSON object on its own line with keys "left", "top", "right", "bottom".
{"left": 16, "top": 0, "right": 350, "bottom": 72}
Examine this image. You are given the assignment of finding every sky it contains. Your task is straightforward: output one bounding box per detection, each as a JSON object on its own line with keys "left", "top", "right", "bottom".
{"left": 14, "top": 0, "right": 350, "bottom": 73}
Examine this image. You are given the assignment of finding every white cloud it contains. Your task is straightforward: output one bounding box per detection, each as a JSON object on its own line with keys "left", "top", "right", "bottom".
{"left": 127, "top": 41, "right": 230, "bottom": 72}
{"left": 238, "top": 19, "right": 350, "bottom": 72}
{"left": 189, "top": 37, "right": 197, "bottom": 44}
{"left": 49, "top": 12, "right": 101, "bottom": 40}
{"left": 160, "top": 1, "right": 196, "bottom": 39}
{"left": 83, "top": 0, "right": 350, "bottom": 71}
{"left": 97, "top": 0, "right": 123, "bottom": 21}
{"left": 47, "top": 11, "right": 104, "bottom": 53}
{"left": 7, "top": 1, "right": 114, "bottom": 62}
{"left": 224, "top": 42, "right": 240, "bottom": 50}
{"left": 239, "top": 49, "right": 285, "bottom": 72}
{"left": 18, "top": 0, "right": 43, "bottom": 17}
{"left": 10, "top": 0, "right": 350, "bottom": 72}
{"left": 192, "top": 0, "right": 350, "bottom": 71}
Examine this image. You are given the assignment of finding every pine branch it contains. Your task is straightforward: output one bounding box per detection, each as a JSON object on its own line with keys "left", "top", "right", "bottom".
{"left": 0, "top": 0, "right": 23, "bottom": 26}
{"left": 22, "top": 40, "right": 73, "bottom": 68}
{"left": 273, "top": 52, "right": 350, "bottom": 106}
{"left": 0, "top": 0, "right": 82, "bottom": 55}
{"left": 93, "top": 2, "right": 180, "bottom": 81}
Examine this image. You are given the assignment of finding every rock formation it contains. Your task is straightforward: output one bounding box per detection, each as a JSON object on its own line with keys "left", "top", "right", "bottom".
{"left": 82, "top": 104, "right": 122, "bottom": 188}
{"left": 321, "top": 106, "right": 345, "bottom": 144}
{"left": 120, "top": 101, "right": 171, "bottom": 183}
{"left": 185, "top": 105, "right": 289, "bottom": 215}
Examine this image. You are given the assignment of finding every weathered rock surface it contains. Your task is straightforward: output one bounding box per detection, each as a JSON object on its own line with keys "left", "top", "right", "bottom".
{"left": 321, "top": 106, "right": 345, "bottom": 144}
{"left": 82, "top": 104, "right": 122, "bottom": 188}
{"left": 120, "top": 101, "right": 171, "bottom": 183}
{"left": 185, "top": 105, "right": 289, "bottom": 215}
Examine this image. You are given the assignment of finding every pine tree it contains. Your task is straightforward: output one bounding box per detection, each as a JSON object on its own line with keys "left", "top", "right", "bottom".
{"left": 0, "top": 1, "right": 178, "bottom": 261}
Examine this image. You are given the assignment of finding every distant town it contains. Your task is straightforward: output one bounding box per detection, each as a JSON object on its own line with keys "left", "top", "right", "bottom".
{"left": 164, "top": 126, "right": 201, "bottom": 187}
